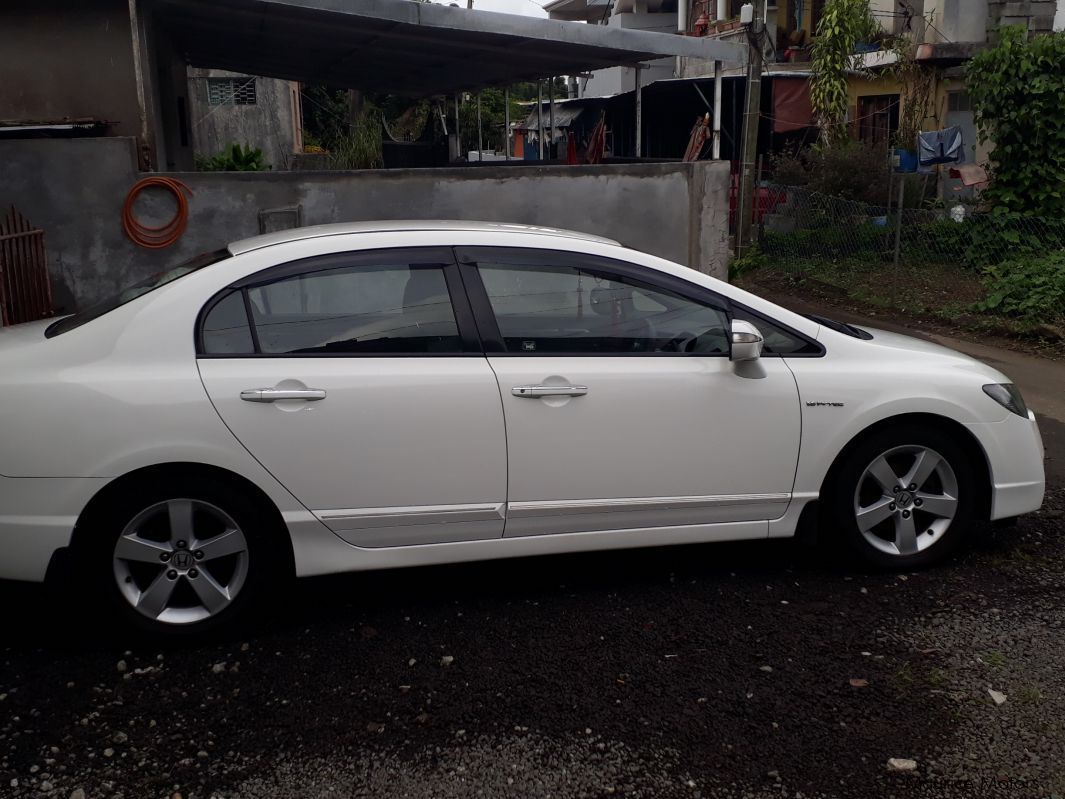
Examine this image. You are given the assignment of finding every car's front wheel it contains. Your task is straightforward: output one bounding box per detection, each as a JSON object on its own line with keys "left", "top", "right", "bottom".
{"left": 84, "top": 477, "right": 285, "bottom": 637}
{"left": 828, "top": 424, "right": 978, "bottom": 568}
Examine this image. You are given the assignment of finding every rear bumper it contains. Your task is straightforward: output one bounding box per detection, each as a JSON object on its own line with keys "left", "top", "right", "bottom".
{"left": 0, "top": 476, "right": 109, "bottom": 582}
{"left": 966, "top": 411, "right": 1046, "bottom": 521}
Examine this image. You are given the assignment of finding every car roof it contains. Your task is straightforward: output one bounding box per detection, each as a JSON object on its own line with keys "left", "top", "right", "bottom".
{"left": 227, "top": 220, "right": 621, "bottom": 254}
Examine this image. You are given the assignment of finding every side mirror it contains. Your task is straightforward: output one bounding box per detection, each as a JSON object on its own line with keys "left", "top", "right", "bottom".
{"left": 730, "top": 319, "right": 764, "bottom": 362}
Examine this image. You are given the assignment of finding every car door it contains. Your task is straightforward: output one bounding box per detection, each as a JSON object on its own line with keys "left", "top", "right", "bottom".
{"left": 196, "top": 247, "right": 508, "bottom": 547}
{"left": 456, "top": 246, "right": 803, "bottom": 539}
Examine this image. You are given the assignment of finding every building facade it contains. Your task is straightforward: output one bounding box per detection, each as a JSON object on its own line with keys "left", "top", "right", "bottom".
{"left": 187, "top": 69, "right": 302, "bottom": 170}
{"left": 0, "top": 0, "right": 299, "bottom": 171}
{"left": 545, "top": 0, "right": 681, "bottom": 97}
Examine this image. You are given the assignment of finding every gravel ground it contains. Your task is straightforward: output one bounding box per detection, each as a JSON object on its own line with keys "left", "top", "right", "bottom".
{"left": 0, "top": 486, "right": 1062, "bottom": 799}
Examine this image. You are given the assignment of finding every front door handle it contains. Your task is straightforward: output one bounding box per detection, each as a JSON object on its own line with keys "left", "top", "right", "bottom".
{"left": 511, "top": 385, "right": 588, "bottom": 398}
{"left": 240, "top": 388, "right": 327, "bottom": 403}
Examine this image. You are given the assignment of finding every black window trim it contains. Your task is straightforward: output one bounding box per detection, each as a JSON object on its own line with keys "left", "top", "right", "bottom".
{"left": 195, "top": 246, "right": 482, "bottom": 358}
{"left": 454, "top": 246, "right": 825, "bottom": 359}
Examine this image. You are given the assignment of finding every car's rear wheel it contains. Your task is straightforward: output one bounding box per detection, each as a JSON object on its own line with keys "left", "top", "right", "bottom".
{"left": 828, "top": 424, "right": 978, "bottom": 568}
{"left": 85, "top": 477, "right": 284, "bottom": 637}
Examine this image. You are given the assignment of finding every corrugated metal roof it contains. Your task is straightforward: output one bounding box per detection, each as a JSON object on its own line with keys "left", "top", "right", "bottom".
{"left": 520, "top": 104, "right": 588, "bottom": 131}
{"left": 154, "top": 0, "right": 744, "bottom": 96}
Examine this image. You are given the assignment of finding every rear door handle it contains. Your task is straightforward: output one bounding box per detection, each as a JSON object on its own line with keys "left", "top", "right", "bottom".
{"left": 511, "top": 385, "right": 588, "bottom": 398}
{"left": 240, "top": 388, "right": 327, "bottom": 403}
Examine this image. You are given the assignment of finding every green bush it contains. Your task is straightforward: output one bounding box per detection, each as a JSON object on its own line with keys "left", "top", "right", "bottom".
{"left": 195, "top": 143, "right": 267, "bottom": 171}
{"left": 762, "top": 222, "right": 889, "bottom": 261}
{"left": 329, "top": 108, "right": 383, "bottom": 170}
{"left": 772, "top": 143, "right": 895, "bottom": 206}
{"left": 975, "top": 251, "right": 1065, "bottom": 321}
{"left": 967, "top": 26, "right": 1065, "bottom": 217}
{"left": 729, "top": 243, "right": 769, "bottom": 280}
{"left": 963, "top": 213, "right": 1065, "bottom": 268}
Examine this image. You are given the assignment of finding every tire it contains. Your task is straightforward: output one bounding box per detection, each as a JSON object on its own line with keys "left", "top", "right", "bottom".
{"left": 826, "top": 423, "right": 978, "bottom": 569}
{"left": 80, "top": 475, "right": 287, "bottom": 639}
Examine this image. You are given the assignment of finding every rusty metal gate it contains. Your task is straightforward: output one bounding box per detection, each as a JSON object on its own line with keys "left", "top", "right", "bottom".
{"left": 0, "top": 207, "right": 53, "bottom": 326}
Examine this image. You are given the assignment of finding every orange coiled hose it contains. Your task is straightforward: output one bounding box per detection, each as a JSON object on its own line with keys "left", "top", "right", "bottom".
{"left": 122, "top": 177, "right": 193, "bottom": 249}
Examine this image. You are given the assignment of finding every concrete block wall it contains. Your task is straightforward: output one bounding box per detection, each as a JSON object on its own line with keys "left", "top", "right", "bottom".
{"left": 0, "top": 137, "right": 730, "bottom": 312}
{"left": 988, "top": 0, "right": 1059, "bottom": 34}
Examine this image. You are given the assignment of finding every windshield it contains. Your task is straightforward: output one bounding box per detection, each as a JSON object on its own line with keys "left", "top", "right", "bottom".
{"left": 45, "top": 249, "right": 231, "bottom": 338}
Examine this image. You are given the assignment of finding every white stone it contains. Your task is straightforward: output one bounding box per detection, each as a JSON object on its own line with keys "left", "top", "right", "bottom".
{"left": 887, "top": 757, "right": 917, "bottom": 772}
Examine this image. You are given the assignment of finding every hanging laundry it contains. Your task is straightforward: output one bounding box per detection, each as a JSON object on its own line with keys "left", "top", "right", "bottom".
{"left": 683, "top": 113, "right": 710, "bottom": 162}
{"left": 566, "top": 131, "right": 578, "bottom": 165}
{"left": 948, "top": 163, "right": 989, "bottom": 187}
{"left": 918, "top": 126, "right": 964, "bottom": 166}
{"left": 586, "top": 112, "right": 607, "bottom": 165}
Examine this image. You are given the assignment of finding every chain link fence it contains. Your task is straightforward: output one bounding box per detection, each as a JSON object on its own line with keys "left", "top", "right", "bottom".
{"left": 754, "top": 184, "right": 1065, "bottom": 270}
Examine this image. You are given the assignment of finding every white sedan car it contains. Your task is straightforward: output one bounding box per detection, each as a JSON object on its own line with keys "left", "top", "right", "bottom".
{"left": 0, "top": 222, "right": 1045, "bottom": 636}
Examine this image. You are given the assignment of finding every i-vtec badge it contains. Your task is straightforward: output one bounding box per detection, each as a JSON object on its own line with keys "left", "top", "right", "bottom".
{"left": 806, "top": 401, "right": 845, "bottom": 407}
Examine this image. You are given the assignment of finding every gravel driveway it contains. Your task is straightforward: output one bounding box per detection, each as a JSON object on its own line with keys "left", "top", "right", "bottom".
{"left": 1, "top": 480, "right": 1062, "bottom": 799}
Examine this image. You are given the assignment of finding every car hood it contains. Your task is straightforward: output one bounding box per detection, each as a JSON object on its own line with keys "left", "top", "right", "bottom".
{"left": 0, "top": 318, "right": 54, "bottom": 348}
{"left": 859, "top": 326, "right": 1010, "bottom": 381}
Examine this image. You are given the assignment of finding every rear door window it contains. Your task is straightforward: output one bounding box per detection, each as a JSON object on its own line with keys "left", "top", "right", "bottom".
{"left": 197, "top": 248, "right": 475, "bottom": 356}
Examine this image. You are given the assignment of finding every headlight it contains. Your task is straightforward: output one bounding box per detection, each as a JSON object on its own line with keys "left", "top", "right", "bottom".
{"left": 982, "top": 383, "right": 1029, "bottom": 418}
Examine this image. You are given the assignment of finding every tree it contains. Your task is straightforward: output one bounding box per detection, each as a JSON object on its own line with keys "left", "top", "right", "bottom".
{"left": 966, "top": 25, "right": 1065, "bottom": 216}
{"left": 809, "top": 0, "right": 879, "bottom": 146}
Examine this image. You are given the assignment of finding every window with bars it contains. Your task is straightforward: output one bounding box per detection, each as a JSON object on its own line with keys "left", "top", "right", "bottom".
{"left": 207, "top": 78, "right": 257, "bottom": 106}
{"left": 947, "top": 91, "right": 972, "bottom": 113}
{"left": 857, "top": 94, "right": 899, "bottom": 148}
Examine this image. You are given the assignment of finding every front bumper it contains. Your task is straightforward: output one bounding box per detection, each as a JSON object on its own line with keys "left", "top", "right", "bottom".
{"left": 0, "top": 476, "right": 110, "bottom": 582}
{"left": 966, "top": 410, "right": 1046, "bottom": 521}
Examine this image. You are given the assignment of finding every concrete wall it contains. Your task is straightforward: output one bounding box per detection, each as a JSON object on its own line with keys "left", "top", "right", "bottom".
{"left": 938, "top": 0, "right": 988, "bottom": 42}
{"left": 0, "top": 0, "right": 142, "bottom": 141}
{"left": 988, "top": 0, "right": 1059, "bottom": 34}
{"left": 0, "top": 138, "right": 730, "bottom": 312}
{"left": 187, "top": 69, "right": 301, "bottom": 171}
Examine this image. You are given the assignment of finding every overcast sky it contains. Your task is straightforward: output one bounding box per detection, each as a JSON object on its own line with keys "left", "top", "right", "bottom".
{"left": 430, "top": 0, "right": 549, "bottom": 17}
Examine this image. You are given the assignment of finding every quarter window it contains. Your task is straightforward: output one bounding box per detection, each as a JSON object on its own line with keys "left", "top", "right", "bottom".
{"left": 201, "top": 291, "right": 254, "bottom": 355}
{"left": 477, "top": 261, "right": 730, "bottom": 355}
{"left": 731, "top": 307, "right": 823, "bottom": 355}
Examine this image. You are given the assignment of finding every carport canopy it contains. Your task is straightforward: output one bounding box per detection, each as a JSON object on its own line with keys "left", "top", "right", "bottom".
{"left": 154, "top": 0, "right": 744, "bottom": 95}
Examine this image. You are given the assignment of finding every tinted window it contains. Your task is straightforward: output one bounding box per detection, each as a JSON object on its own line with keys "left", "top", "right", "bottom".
{"left": 732, "top": 307, "right": 823, "bottom": 355}
{"left": 247, "top": 263, "right": 461, "bottom": 355}
{"left": 479, "top": 262, "right": 730, "bottom": 355}
{"left": 201, "top": 291, "right": 254, "bottom": 354}
{"left": 47, "top": 249, "right": 231, "bottom": 338}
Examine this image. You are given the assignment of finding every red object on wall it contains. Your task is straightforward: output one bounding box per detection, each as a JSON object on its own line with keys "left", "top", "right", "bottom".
{"left": 772, "top": 77, "right": 815, "bottom": 133}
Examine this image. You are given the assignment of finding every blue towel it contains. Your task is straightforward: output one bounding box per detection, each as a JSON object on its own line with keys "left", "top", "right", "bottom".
{"left": 918, "top": 126, "right": 964, "bottom": 166}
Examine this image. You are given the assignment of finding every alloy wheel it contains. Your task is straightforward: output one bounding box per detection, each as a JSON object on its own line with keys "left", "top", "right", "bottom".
{"left": 852, "top": 445, "right": 959, "bottom": 557}
{"left": 112, "top": 498, "right": 250, "bottom": 625}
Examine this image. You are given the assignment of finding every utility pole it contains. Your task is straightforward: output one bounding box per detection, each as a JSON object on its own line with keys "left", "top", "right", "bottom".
{"left": 476, "top": 92, "right": 483, "bottom": 161}
{"left": 537, "top": 81, "right": 545, "bottom": 160}
{"left": 735, "top": 0, "right": 765, "bottom": 258}
{"left": 504, "top": 88, "right": 511, "bottom": 160}
{"left": 634, "top": 64, "right": 643, "bottom": 158}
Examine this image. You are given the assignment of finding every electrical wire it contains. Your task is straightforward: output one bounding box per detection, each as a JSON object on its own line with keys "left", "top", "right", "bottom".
{"left": 122, "top": 177, "right": 193, "bottom": 249}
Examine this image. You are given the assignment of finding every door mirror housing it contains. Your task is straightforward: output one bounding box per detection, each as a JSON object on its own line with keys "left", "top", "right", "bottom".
{"left": 730, "top": 320, "right": 764, "bottom": 361}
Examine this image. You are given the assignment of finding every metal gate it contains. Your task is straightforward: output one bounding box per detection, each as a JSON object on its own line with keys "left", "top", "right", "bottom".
{"left": 0, "top": 207, "right": 53, "bottom": 327}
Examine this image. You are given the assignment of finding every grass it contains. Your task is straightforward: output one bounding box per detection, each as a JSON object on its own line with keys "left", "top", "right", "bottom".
{"left": 738, "top": 254, "right": 1065, "bottom": 359}
{"left": 981, "top": 650, "right": 1008, "bottom": 669}
{"left": 1015, "top": 683, "right": 1043, "bottom": 703}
